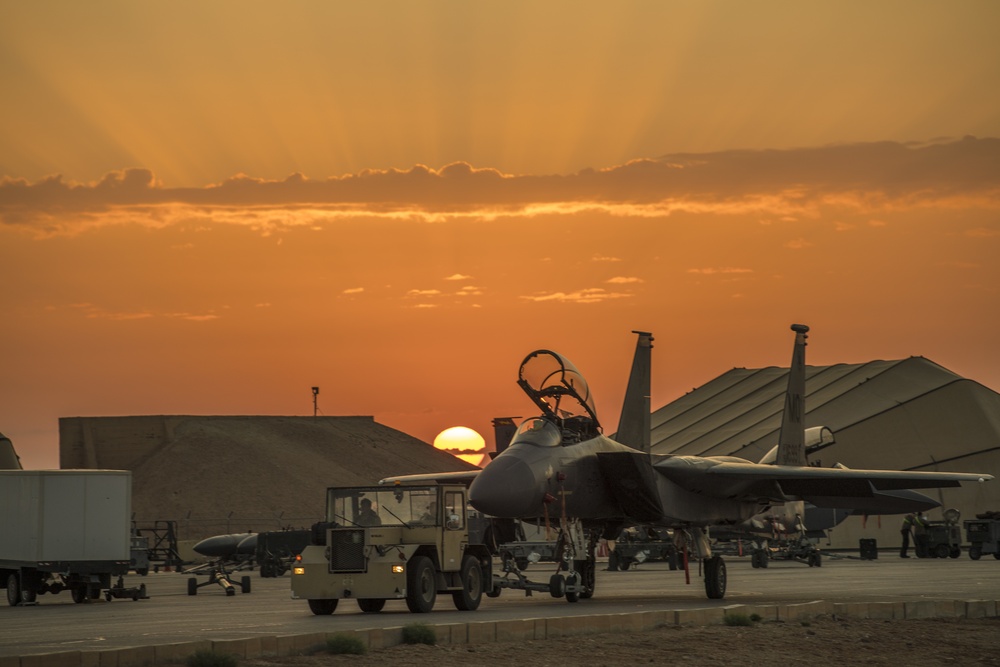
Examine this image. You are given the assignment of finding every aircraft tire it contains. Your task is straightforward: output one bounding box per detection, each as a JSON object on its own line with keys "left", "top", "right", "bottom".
{"left": 704, "top": 556, "right": 727, "bottom": 600}
{"left": 358, "top": 598, "right": 386, "bottom": 613}
{"left": 405, "top": 555, "right": 437, "bottom": 613}
{"left": 308, "top": 598, "right": 337, "bottom": 615}
{"left": 241, "top": 576, "right": 251, "bottom": 593}
{"left": 576, "top": 558, "right": 596, "bottom": 599}
{"left": 452, "top": 554, "right": 483, "bottom": 611}
{"left": 187, "top": 578, "right": 198, "bottom": 596}
{"left": 751, "top": 552, "right": 759, "bottom": 568}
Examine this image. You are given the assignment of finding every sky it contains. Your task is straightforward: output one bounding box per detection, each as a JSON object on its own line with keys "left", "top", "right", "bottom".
{"left": 2, "top": 1, "right": 999, "bottom": 470}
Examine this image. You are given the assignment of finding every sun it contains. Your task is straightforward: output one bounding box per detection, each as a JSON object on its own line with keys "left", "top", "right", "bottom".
{"left": 433, "top": 426, "right": 487, "bottom": 467}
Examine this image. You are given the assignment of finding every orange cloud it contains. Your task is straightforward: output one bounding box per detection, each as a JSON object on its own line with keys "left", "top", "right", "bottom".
{"left": 2, "top": 138, "right": 998, "bottom": 236}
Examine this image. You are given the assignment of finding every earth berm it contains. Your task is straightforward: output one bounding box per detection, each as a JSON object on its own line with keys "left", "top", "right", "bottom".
{"left": 243, "top": 616, "right": 1000, "bottom": 666}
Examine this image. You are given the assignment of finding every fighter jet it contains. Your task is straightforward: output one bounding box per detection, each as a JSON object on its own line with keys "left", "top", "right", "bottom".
{"left": 388, "top": 326, "right": 992, "bottom": 599}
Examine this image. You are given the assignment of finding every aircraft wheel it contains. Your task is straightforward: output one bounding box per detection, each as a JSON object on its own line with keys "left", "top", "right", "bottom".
{"left": 308, "top": 598, "right": 337, "bottom": 615}
{"left": 6, "top": 573, "right": 21, "bottom": 607}
{"left": 607, "top": 550, "right": 619, "bottom": 571}
{"left": 969, "top": 545, "right": 982, "bottom": 560}
{"left": 358, "top": 598, "right": 386, "bottom": 613}
{"left": 452, "top": 554, "right": 483, "bottom": 611}
{"left": 704, "top": 556, "right": 727, "bottom": 600}
{"left": 187, "top": 578, "right": 198, "bottom": 596}
{"left": 760, "top": 550, "right": 769, "bottom": 568}
{"left": 994, "top": 552, "right": 1000, "bottom": 560}
{"left": 241, "top": 576, "right": 251, "bottom": 593}
{"left": 750, "top": 551, "right": 760, "bottom": 569}
{"left": 548, "top": 573, "right": 566, "bottom": 598}
{"left": 577, "top": 558, "right": 596, "bottom": 599}
{"left": 405, "top": 555, "right": 437, "bottom": 613}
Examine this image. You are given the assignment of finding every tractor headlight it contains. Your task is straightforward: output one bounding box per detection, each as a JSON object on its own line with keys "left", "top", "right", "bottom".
{"left": 293, "top": 567, "right": 305, "bottom": 575}
{"left": 391, "top": 564, "right": 404, "bottom": 574}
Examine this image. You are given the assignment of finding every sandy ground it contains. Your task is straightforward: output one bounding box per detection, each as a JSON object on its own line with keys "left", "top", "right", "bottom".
{"left": 243, "top": 616, "right": 1000, "bottom": 666}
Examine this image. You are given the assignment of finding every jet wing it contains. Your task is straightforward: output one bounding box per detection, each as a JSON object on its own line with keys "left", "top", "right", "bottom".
{"left": 379, "top": 470, "right": 482, "bottom": 486}
{"left": 654, "top": 456, "right": 991, "bottom": 505}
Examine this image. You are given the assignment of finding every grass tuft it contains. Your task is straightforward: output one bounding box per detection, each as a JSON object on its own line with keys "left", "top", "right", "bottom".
{"left": 723, "top": 612, "right": 754, "bottom": 627}
{"left": 402, "top": 622, "right": 437, "bottom": 645}
{"left": 326, "top": 634, "right": 367, "bottom": 655}
{"left": 186, "top": 650, "right": 238, "bottom": 667}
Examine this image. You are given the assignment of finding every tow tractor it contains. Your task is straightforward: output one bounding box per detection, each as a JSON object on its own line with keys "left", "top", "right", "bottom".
{"left": 292, "top": 484, "right": 492, "bottom": 614}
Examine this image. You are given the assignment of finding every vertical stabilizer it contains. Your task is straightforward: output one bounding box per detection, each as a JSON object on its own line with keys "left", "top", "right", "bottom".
{"left": 776, "top": 324, "right": 809, "bottom": 467}
{"left": 615, "top": 330, "right": 654, "bottom": 453}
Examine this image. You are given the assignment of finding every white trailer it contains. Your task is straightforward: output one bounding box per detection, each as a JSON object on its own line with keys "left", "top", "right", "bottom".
{"left": 0, "top": 470, "right": 145, "bottom": 605}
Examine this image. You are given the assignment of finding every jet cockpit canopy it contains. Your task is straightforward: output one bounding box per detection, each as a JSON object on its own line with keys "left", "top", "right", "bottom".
{"left": 517, "top": 349, "right": 600, "bottom": 431}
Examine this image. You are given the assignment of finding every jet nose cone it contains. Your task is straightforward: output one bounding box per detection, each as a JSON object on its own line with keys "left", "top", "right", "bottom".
{"left": 469, "top": 455, "right": 541, "bottom": 517}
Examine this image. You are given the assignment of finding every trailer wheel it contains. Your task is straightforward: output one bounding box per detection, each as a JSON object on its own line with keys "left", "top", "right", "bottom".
{"left": 187, "top": 578, "right": 198, "bottom": 596}
{"left": 485, "top": 584, "right": 502, "bottom": 598}
{"left": 949, "top": 546, "right": 961, "bottom": 559}
{"left": 548, "top": 573, "right": 565, "bottom": 598}
{"left": 934, "top": 544, "right": 950, "bottom": 559}
{"left": 6, "top": 573, "right": 20, "bottom": 607}
{"left": 405, "top": 555, "right": 437, "bottom": 613}
{"left": 704, "top": 556, "right": 727, "bottom": 600}
{"left": 452, "top": 554, "right": 483, "bottom": 611}
{"left": 308, "top": 598, "right": 337, "bottom": 615}
{"left": 969, "top": 544, "right": 982, "bottom": 560}
{"left": 617, "top": 557, "right": 631, "bottom": 571}
{"left": 358, "top": 598, "right": 386, "bottom": 613}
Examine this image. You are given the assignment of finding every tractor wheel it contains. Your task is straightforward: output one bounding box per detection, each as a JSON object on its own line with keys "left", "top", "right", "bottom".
{"left": 405, "top": 556, "right": 437, "bottom": 613}
{"left": 357, "top": 598, "right": 386, "bottom": 613}
{"left": 308, "top": 598, "right": 337, "bottom": 615}
{"left": 452, "top": 554, "right": 484, "bottom": 611}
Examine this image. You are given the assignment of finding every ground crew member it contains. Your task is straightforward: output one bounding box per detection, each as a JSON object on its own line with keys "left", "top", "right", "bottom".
{"left": 900, "top": 513, "right": 915, "bottom": 558}
{"left": 913, "top": 512, "right": 929, "bottom": 557}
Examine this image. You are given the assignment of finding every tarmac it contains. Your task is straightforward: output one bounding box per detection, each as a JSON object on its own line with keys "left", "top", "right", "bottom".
{"left": 1, "top": 552, "right": 998, "bottom": 666}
